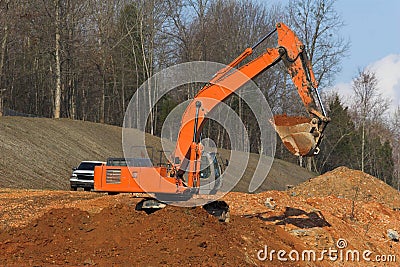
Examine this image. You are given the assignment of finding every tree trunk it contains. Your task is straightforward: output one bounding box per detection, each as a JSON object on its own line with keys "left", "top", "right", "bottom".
{"left": 306, "top": 157, "right": 312, "bottom": 172}
{"left": 53, "top": 0, "right": 62, "bottom": 119}
{"left": 361, "top": 120, "right": 365, "bottom": 172}
{"left": 100, "top": 71, "right": 105, "bottom": 123}
{"left": 0, "top": 3, "right": 9, "bottom": 116}
{"left": 120, "top": 61, "right": 125, "bottom": 119}
{"left": 70, "top": 77, "right": 76, "bottom": 119}
{"left": 0, "top": 90, "right": 3, "bottom": 117}
{"left": 139, "top": 17, "right": 154, "bottom": 135}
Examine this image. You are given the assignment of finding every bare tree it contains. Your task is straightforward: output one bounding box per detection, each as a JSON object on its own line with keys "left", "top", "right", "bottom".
{"left": 285, "top": 0, "right": 349, "bottom": 169}
{"left": 288, "top": 0, "right": 349, "bottom": 87}
{"left": 392, "top": 106, "right": 400, "bottom": 190}
{"left": 0, "top": 0, "right": 9, "bottom": 116}
{"left": 53, "top": 0, "right": 62, "bottom": 119}
{"left": 351, "top": 69, "right": 389, "bottom": 172}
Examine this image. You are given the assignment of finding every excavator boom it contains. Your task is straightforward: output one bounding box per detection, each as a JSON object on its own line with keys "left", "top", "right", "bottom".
{"left": 173, "top": 23, "right": 330, "bottom": 186}
{"left": 94, "top": 22, "right": 330, "bottom": 197}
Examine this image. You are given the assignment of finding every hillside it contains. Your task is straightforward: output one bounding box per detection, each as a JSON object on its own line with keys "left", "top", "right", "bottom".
{"left": 0, "top": 117, "right": 123, "bottom": 189}
{"left": 0, "top": 116, "right": 315, "bottom": 191}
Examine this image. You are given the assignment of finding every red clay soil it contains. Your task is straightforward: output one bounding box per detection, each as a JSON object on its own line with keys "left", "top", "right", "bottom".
{"left": 0, "top": 167, "right": 399, "bottom": 266}
{"left": 0, "top": 194, "right": 305, "bottom": 266}
{"left": 273, "top": 114, "right": 311, "bottom": 126}
{"left": 288, "top": 166, "right": 400, "bottom": 207}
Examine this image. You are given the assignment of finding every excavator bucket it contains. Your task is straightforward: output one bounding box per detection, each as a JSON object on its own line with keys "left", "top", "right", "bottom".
{"left": 272, "top": 114, "right": 319, "bottom": 157}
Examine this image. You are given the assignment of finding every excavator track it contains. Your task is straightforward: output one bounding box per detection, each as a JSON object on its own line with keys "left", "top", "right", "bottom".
{"left": 135, "top": 198, "right": 230, "bottom": 222}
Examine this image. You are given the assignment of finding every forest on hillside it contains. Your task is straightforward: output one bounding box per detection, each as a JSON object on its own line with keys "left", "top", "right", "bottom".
{"left": 0, "top": 0, "right": 398, "bottom": 189}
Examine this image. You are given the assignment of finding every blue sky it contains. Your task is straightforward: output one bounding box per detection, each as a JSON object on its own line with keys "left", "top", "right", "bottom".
{"left": 335, "top": 0, "right": 400, "bottom": 82}
{"left": 333, "top": 0, "right": 400, "bottom": 113}
{"left": 268, "top": 0, "right": 400, "bottom": 114}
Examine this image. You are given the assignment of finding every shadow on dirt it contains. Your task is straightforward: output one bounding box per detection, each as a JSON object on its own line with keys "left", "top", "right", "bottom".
{"left": 247, "top": 207, "right": 331, "bottom": 228}
{"left": 135, "top": 198, "right": 166, "bottom": 214}
{"left": 203, "top": 201, "right": 230, "bottom": 222}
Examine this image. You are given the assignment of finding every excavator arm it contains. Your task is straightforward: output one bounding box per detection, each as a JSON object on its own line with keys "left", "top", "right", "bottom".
{"left": 172, "top": 22, "right": 330, "bottom": 187}
{"left": 93, "top": 22, "right": 330, "bottom": 197}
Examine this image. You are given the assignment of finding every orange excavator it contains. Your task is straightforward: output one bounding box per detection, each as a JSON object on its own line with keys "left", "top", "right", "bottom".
{"left": 93, "top": 22, "right": 330, "bottom": 201}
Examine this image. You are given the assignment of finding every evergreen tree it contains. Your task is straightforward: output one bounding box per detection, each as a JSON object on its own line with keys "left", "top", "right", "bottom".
{"left": 316, "top": 94, "right": 358, "bottom": 172}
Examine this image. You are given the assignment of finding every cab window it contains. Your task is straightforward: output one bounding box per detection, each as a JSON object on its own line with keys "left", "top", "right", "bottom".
{"left": 200, "top": 156, "right": 211, "bottom": 179}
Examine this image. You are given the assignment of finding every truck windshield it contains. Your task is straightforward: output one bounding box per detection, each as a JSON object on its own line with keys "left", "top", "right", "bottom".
{"left": 106, "top": 158, "right": 153, "bottom": 167}
{"left": 77, "top": 162, "right": 103, "bottom": 170}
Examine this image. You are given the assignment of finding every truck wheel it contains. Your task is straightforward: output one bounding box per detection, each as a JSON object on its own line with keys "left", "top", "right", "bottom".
{"left": 70, "top": 186, "right": 77, "bottom": 191}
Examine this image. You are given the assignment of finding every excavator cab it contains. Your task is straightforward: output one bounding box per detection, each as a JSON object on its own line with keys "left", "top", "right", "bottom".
{"left": 198, "top": 152, "right": 222, "bottom": 194}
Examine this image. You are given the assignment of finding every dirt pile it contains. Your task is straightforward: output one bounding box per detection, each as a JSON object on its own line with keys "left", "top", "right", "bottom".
{"left": 288, "top": 166, "right": 400, "bottom": 207}
{"left": 0, "top": 189, "right": 107, "bottom": 229}
{"left": 0, "top": 171, "right": 399, "bottom": 266}
{"left": 1, "top": 116, "right": 399, "bottom": 265}
{"left": 0, "top": 192, "right": 308, "bottom": 266}
{"left": 223, "top": 190, "right": 399, "bottom": 264}
{"left": 273, "top": 114, "right": 311, "bottom": 126}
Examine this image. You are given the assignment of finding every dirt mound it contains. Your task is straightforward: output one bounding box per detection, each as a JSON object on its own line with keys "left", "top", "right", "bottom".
{"left": 273, "top": 114, "right": 311, "bottom": 126}
{"left": 225, "top": 190, "right": 400, "bottom": 266}
{"left": 289, "top": 166, "right": 400, "bottom": 208}
{"left": 1, "top": 118, "right": 399, "bottom": 266}
{"left": 0, "top": 189, "right": 101, "bottom": 229}
{"left": 0, "top": 188, "right": 398, "bottom": 266}
{"left": 0, "top": 194, "right": 304, "bottom": 266}
{"left": 0, "top": 116, "right": 315, "bottom": 192}
{"left": 0, "top": 190, "right": 399, "bottom": 266}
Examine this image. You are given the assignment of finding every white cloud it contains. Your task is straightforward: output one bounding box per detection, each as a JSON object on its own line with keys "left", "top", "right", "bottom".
{"left": 329, "top": 82, "right": 353, "bottom": 106}
{"left": 331, "top": 54, "right": 400, "bottom": 114}
{"left": 367, "top": 54, "right": 400, "bottom": 111}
